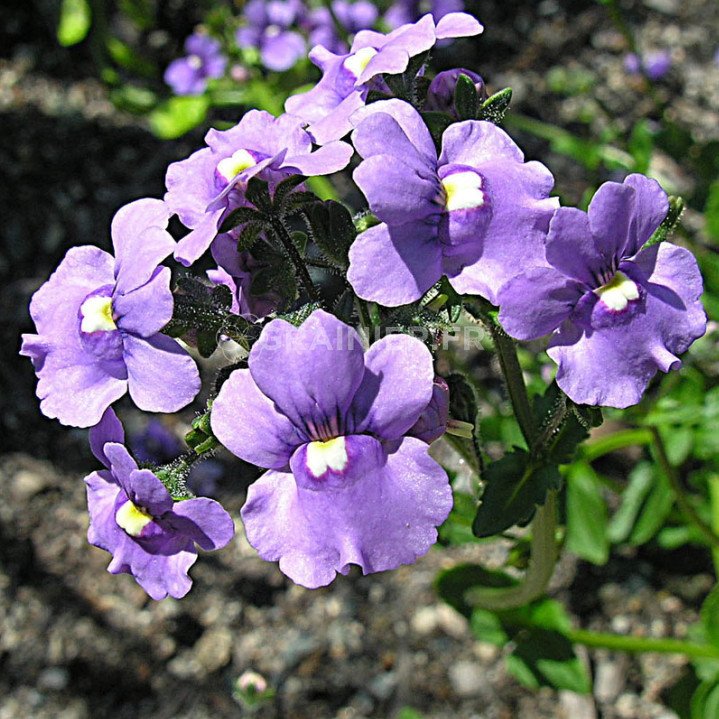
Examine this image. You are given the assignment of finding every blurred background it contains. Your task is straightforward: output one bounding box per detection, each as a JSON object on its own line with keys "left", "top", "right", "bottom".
{"left": 2, "top": 0, "right": 719, "bottom": 717}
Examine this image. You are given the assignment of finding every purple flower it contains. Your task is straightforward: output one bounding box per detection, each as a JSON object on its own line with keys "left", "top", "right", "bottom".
{"left": 20, "top": 199, "right": 200, "bottom": 428}
{"left": 407, "top": 376, "right": 449, "bottom": 443}
{"left": 346, "top": 99, "right": 558, "bottom": 306}
{"left": 624, "top": 50, "right": 672, "bottom": 81}
{"left": 164, "top": 33, "right": 227, "bottom": 96}
{"left": 285, "top": 12, "right": 483, "bottom": 145}
{"left": 425, "top": 68, "right": 487, "bottom": 117}
{"left": 385, "top": 0, "right": 465, "bottom": 29}
{"left": 85, "top": 409, "right": 234, "bottom": 600}
{"left": 206, "top": 234, "right": 279, "bottom": 320}
{"left": 210, "top": 310, "right": 452, "bottom": 588}
{"left": 164, "top": 110, "right": 353, "bottom": 266}
{"left": 305, "top": 1, "right": 379, "bottom": 55}
{"left": 237, "top": 0, "right": 307, "bottom": 71}
{"left": 498, "top": 175, "right": 707, "bottom": 408}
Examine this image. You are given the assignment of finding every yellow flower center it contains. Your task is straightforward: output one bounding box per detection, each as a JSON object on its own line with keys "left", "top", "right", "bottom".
{"left": 441, "top": 171, "right": 486, "bottom": 212}
{"left": 80, "top": 296, "right": 117, "bottom": 333}
{"left": 115, "top": 500, "right": 154, "bottom": 537}
{"left": 305, "top": 437, "right": 348, "bottom": 478}
{"left": 343, "top": 47, "right": 378, "bottom": 79}
{"left": 595, "top": 271, "right": 639, "bottom": 312}
{"left": 216, "top": 149, "right": 258, "bottom": 183}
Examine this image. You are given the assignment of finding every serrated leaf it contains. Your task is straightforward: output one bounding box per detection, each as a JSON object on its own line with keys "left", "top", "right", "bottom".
{"left": 245, "top": 177, "right": 272, "bottom": 211}
{"left": 220, "top": 206, "right": 264, "bottom": 234}
{"left": 272, "top": 174, "right": 306, "bottom": 206}
{"left": 282, "top": 191, "right": 319, "bottom": 216}
{"left": 473, "top": 451, "right": 562, "bottom": 538}
{"left": 196, "top": 328, "right": 219, "bottom": 358}
{"left": 454, "top": 73, "right": 479, "bottom": 120}
{"left": 445, "top": 373, "right": 477, "bottom": 425}
{"left": 306, "top": 200, "right": 356, "bottom": 267}
{"left": 237, "top": 221, "right": 264, "bottom": 252}
{"left": 478, "top": 87, "right": 513, "bottom": 125}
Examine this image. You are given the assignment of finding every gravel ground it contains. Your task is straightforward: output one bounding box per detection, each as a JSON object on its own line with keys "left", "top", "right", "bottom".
{"left": 3, "top": 0, "right": 719, "bottom": 717}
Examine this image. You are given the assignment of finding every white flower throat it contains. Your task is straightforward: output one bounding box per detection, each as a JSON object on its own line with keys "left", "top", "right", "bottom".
{"left": 80, "top": 295, "right": 117, "bottom": 333}
{"left": 306, "top": 437, "right": 348, "bottom": 478}
{"left": 216, "top": 149, "right": 258, "bottom": 183}
{"left": 595, "top": 271, "right": 639, "bottom": 312}
{"left": 440, "top": 171, "right": 486, "bottom": 212}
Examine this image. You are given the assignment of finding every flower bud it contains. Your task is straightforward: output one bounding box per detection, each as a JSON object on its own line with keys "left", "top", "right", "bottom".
{"left": 425, "top": 68, "right": 487, "bottom": 118}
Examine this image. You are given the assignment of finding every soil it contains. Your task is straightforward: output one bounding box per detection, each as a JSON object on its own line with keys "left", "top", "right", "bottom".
{"left": 2, "top": 0, "right": 718, "bottom": 717}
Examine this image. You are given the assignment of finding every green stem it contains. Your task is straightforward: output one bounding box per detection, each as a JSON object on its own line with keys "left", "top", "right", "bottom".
{"left": 709, "top": 476, "right": 719, "bottom": 577}
{"left": 270, "top": 218, "right": 320, "bottom": 302}
{"left": 650, "top": 426, "right": 719, "bottom": 549}
{"left": 569, "top": 627, "right": 719, "bottom": 659}
{"left": 467, "top": 491, "right": 558, "bottom": 610}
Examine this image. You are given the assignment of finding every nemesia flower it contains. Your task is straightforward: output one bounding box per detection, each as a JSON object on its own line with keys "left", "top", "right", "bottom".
{"left": 624, "top": 50, "right": 672, "bottom": 81}
{"left": 347, "top": 99, "right": 558, "bottom": 306}
{"left": 206, "top": 234, "right": 279, "bottom": 320}
{"left": 425, "top": 67, "right": 487, "bottom": 117}
{"left": 236, "top": 0, "right": 306, "bottom": 71}
{"left": 285, "top": 12, "right": 483, "bottom": 144}
{"left": 407, "top": 376, "right": 449, "bottom": 443}
{"left": 164, "top": 110, "right": 353, "bottom": 266}
{"left": 211, "top": 310, "right": 452, "bottom": 588}
{"left": 20, "top": 199, "right": 200, "bottom": 428}
{"left": 164, "top": 33, "right": 227, "bottom": 95}
{"left": 85, "top": 409, "right": 234, "bottom": 599}
{"left": 385, "top": 0, "right": 465, "bottom": 28}
{"left": 498, "top": 174, "right": 707, "bottom": 408}
{"left": 305, "top": 0, "right": 379, "bottom": 54}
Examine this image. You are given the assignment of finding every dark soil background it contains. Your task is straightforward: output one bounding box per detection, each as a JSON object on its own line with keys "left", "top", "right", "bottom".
{"left": 2, "top": 0, "right": 718, "bottom": 717}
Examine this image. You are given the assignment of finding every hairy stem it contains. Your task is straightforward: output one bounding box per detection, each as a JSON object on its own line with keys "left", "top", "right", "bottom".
{"left": 271, "top": 218, "right": 320, "bottom": 302}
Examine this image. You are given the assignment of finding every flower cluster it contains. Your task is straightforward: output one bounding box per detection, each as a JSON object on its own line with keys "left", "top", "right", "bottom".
{"left": 23, "top": 9, "right": 707, "bottom": 599}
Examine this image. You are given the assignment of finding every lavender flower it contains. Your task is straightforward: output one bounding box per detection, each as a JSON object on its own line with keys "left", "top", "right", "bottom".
{"left": 164, "top": 110, "right": 353, "bottom": 266}
{"left": 407, "top": 376, "right": 449, "bottom": 443}
{"left": 624, "top": 50, "right": 672, "bottom": 81}
{"left": 211, "top": 310, "right": 452, "bottom": 588}
{"left": 285, "top": 12, "right": 483, "bottom": 145}
{"left": 206, "top": 234, "right": 279, "bottom": 320}
{"left": 425, "top": 68, "right": 487, "bottom": 117}
{"left": 498, "top": 175, "right": 707, "bottom": 408}
{"left": 306, "top": 1, "right": 379, "bottom": 54}
{"left": 85, "top": 409, "right": 234, "bottom": 600}
{"left": 347, "top": 99, "right": 558, "bottom": 306}
{"left": 385, "top": 0, "right": 465, "bottom": 29}
{"left": 20, "top": 199, "right": 200, "bottom": 428}
{"left": 164, "top": 33, "right": 227, "bottom": 96}
{"left": 236, "top": 0, "right": 306, "bottom": 71}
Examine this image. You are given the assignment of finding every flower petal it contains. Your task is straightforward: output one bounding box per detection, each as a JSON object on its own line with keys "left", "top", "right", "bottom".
{"left": 115, "top": 266, "right": 173, "bottom": 338}
{"left": 241, "top": 437, "right": 452, "bottom": 588}
{"left": 169, "top": 497, "right": 235, "bottom": 550}
{"left": 89, "top": 407, "right": 125, "bottom": 468}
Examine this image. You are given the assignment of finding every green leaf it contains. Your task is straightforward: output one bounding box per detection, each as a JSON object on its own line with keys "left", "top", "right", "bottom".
{"left": 435, "top": 563, "right": 515, "bottom": 618}
{"left": 57, "top": 0, "right": 92, "bottom": 46}
{"left": 219, "top": 206, "right": 264, "bottom": 234}
{"left": 565, "top": 462, "right": 609, "bottom": 565}
{"left": 109, "top": 85, "right": 157, "bottom": 114}
{"left": 272, "top": 174, "right": 306, "bottom": 206}
{"left": 236, "top": 221, "right": 264, "bottom": 252}
{"left": 478, "top": 87, "right": 513, "bottom": 125}
{"left": 438, "top": 490, "right": 479, "bottom": 545}
{"left": 471, "top": 608, "right": 509, "bottom": 645}
{"left": 245, "top": 177, "right": 272, "bottom": 212}
{"left": 454, "top": 72, "right": 479, "bottom": 120}
{"left": 282, "top": 191, "right": 320, "bottom": 216}
{"left": 106, "top": 36, "right": 155, "bottom": 77}
{"left": 704, "top": 180, "right": 719, "bottom": 242}
{"left": 472, "top": 451, "right": 562, "bottom": 538}
{"left": 692, "top": 680, "right": 719, "bottom": 719}
{"left": 150, "top": 96, "right": 209, "bottom": 139}
{"left": 445, "top": 373, "right": 477, "bottom": 425}
{"left": 507, "top": 629, "right": 591, "bottom": 693}
{"left": 701, "top": 585, "right": 719, "bottom": 649}
{"left": 306, "top": 200, "right": 356, "bottom": 267}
